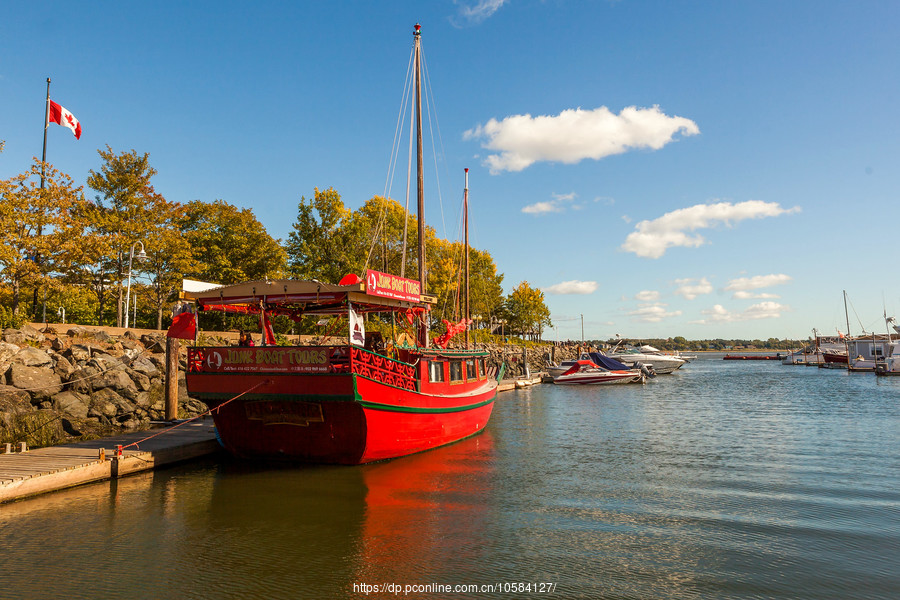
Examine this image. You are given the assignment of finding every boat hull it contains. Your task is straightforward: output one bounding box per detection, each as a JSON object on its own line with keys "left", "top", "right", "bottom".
{"left": 187, "top": 369, "right": 496, "bottom": 465}
{"left": 553, "top": 372, "right": 641, "bottom": 385}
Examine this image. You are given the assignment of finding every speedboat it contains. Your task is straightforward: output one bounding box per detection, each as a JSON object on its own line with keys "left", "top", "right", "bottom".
{"left": 553, "top": 360, "right": 644, "bottom": 385}
{"left": 610, "top": 345, "right": 686, "bottom": 374}
{"left": 548, "top": 352, "right": 652, "bottom": 380}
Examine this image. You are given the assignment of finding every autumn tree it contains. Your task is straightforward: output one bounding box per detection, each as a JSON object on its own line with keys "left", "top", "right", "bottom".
{"left": 0, "top": 160, "right": 86, "bottom": 316}
{"left": 504, "top": 281, "right": 551, "bottom": 340}
{"left": 180, "top": 199, "right": 286, "bottom": 285}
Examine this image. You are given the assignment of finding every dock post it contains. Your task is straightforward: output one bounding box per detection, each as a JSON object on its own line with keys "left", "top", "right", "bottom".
{"left": 165, "top": 336, "right": 180, "bottom": 421}
{"left": 19, "top": 442, "right": 27, "bottom": 453}
{"left": 3, "top": 443, "right": 10, "bottom": 454}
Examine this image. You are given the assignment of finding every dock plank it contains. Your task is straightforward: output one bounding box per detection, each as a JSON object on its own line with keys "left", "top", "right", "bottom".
{"left": 0, "top": 418, "right": 220, "bottom": 504}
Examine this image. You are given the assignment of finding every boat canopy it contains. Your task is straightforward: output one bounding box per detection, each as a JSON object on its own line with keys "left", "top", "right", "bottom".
{"left": 181, "top": 278, "right": 431, "bottom": 320}
{"left": 588, "top": 352, "right": 631, "bottom": 371}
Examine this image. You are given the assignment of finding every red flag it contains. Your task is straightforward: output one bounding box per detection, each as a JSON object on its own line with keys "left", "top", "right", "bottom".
{"left": 167, "top": 311, "right": 196, "bottom": 340}
{"left": 48, "top": 100, "right": 82, "bottom": 139}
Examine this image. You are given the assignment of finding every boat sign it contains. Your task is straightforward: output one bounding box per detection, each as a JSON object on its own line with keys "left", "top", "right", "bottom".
{"left": 365, "top": 269, "right": 421, "bottom": 303}
{"left": 199, "top": 347, "right": 331, "bottom": 373}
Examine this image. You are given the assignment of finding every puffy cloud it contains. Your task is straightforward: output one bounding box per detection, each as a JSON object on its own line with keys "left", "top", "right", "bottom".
{"left": 694, "top": 302, "right": 789, "bottom": 323}
{"left": 673, "top": 277, "right": 713, "bottom": 300}
{"left": 724, "top": 273, "right": 792, "bottom": 292}
{"left": 543, "top": 280, "right": 598, "bottom": 295}
{"left": 464, "top": 105, "right": 699, "bottom": 174}
{"left": 522, "top": 192, "right": 577, "bottom": 215}
{"left": 620, "top": 200, "right": 800, "bottom": 259}
{"left": 627, "top": 303, "right": 682, "bottom": 323}
{"left": 635, "top": 290, "right": 660, "bottom": 302}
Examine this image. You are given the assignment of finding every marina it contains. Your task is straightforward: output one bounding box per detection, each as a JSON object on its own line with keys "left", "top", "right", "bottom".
{"left": 2, "top": 354, "right": 898, "bottom": 599}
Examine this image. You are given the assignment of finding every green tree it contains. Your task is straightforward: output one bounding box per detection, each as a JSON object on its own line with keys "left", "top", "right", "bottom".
{"left": 86, "top": 146, "right": 165, "bottom": 326}
{"left": 285, "top": 187, "right": 366, "bottom": 283}
{"left": 180, "top": 199, "right": 286, "bottom": 284}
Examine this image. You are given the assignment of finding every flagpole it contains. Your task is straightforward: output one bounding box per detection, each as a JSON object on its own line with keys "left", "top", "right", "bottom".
{"left": 34, "top": 77, "right": 51, "bottom": 316}
{"left": 41, "top": 77, "right": 50, "bottom": 190}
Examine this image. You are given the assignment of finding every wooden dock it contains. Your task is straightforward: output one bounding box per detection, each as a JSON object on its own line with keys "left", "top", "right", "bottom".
{"left": 0, "top": 418, "right": 220, "bottom": 504}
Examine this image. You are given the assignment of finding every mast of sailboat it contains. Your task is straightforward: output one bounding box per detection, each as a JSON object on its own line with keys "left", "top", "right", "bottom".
{"left": 464, "top": 168, "right": 470, "bottom": 349}
{"left": 414, "top": 23, "right": 428, "bottom": 348}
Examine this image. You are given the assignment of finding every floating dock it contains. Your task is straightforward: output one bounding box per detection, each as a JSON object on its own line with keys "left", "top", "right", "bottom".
{"left": 0, "top": 419, "right": 220, "bottom": 504}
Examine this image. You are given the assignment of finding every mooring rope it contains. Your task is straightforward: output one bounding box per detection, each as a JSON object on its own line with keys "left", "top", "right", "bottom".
{"left": 119, "top": 379, "right": 270, "bottom": 451}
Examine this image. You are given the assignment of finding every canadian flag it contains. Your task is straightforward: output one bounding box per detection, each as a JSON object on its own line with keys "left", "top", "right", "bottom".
{"left": 48, "top": 100, "right": 82, "bottom": 139}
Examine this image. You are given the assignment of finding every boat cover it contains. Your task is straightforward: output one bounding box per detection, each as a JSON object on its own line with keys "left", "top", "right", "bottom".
{"left": 588, "top": 352, "right": 631, "bottom": 371}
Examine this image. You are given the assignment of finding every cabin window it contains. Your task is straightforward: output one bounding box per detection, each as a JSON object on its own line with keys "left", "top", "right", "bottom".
{"left": 429, "top": 360, "right": 446, "bottom": 383}
{"left": 449, "top": 360, "right": 464, "bottom": 382}
{"left": 476, "top": 358, "right": 484, "bottom": 378}
{"left": 466, "top": 359, "right": 477, "bottom": 380}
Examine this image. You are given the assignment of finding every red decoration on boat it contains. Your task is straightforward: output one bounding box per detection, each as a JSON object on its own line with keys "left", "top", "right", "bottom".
{"left": 433, "top": 318, "right": 472, "bottom": 349}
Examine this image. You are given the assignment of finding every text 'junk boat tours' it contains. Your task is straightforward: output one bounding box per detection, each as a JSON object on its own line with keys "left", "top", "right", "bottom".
{"left": 177, "top": 24, "right": 497, "bottom": 465}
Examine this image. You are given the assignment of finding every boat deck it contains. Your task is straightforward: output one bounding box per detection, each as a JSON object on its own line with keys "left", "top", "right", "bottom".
{"left": 0, "top": 419, "right": 220, "bottom": 504}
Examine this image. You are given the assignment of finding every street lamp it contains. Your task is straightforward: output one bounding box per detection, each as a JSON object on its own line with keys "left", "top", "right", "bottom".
{"left": 124, "top": 240, "right": 147, "bottom": 329}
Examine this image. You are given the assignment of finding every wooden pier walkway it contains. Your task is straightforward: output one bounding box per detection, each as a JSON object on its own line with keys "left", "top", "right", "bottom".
{"left": 0, "top": 418, "right": 220, "bottom": 504}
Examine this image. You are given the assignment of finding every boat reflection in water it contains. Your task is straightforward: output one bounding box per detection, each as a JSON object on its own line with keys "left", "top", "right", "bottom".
{"left": 350, "top": 431, "right": 496, "bottom": 594}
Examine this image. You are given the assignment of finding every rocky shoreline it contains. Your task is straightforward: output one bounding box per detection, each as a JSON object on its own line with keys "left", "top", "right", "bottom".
{"left": 0, "top": 325, "right": 206, "bottom": 449}
{"left": 1, "top": 324, "right": 579, "bottom": 449}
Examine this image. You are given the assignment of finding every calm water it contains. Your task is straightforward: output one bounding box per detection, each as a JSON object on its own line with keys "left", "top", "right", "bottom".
{"left": 2, "top": 354, "right": 898, "bottom": 599}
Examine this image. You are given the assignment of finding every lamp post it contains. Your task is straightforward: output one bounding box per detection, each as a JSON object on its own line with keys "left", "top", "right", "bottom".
{"left": 124, "top": 241, "right": 147, "bottom": 329}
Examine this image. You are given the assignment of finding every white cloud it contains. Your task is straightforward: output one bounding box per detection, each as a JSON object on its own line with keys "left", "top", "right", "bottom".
{"left": 627, "top": 303, "right": 682, "bottom": 323}
{"left": 694, "top": 301, "right": 789, "bottom": 323}
{"left": 522, "top": 201, "right": 562, "bottom": 214}
{"left": 732, "top": 291, "right": 780, "bottom": 299}
{"left": 454, "top": 0, "right": 507, "bottom": 25}
{"left": 543, "top": 280, "right": 598, "bottom": 295}
{"left": 464, "top": 105, "right": 699, "bottom": 174}
{"left": 635, "top": 290, "right": 660, "bottom": 302}
{"left": 620, "top": 200, "right": 801, "bottom": 259}
{"left": 673, "top": 277, "right": 713, "bottom": 300}
{"left": 724, "top": 273, "right": 792, "bottom": 292}
{"left": 522, "top": 192, "right": 578, "bottom": 214}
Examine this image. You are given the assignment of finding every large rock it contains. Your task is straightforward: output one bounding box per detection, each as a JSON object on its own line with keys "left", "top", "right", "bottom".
{"left": 52, "top": 390, "right": 90, "bottom": 420}
{"left": 68, "top": 366, "right": 100, "bottom": 394}
{"left": 54, "top": 355, "right": 77, "bottom": 380}
{"left": 88, "top": 387, "right": 135, "bottom": 421}
{"left": 20, "top": 324, "right": 45, "bottom": 344}
{"left": 130, "top": 356, "right": 160, "bottom": 378}
{"left": 6, "top": 363, "right": 63, "bottom": 401}
{"left": 2, "top": 328, "right": 25, "bottom": 345}
{"left": 89, "top": 354, "right": 124, "bottom": 372}
{"left": 0, "top": 383, "right": 31, "bottom": 406}
{"left": 64, "top": 344, "right": 95, "bottom": 363}
{"left": 93, "top": 369, "right": 139, "bottom": 401}
{"left": 0, "top": 341, "right": 20, "bottom": 372}
{"left": 12, "top": 346, "right": 53, "bottom": 367}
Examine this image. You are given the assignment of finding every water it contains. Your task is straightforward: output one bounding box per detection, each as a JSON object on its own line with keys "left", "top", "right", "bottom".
{"left": 1, "top": 354, "right": 898, "bottom": 599}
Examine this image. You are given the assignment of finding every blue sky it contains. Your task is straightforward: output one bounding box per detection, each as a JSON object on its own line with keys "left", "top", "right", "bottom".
{"left": 2, "top": 1, "right": 898, "bottom": 341}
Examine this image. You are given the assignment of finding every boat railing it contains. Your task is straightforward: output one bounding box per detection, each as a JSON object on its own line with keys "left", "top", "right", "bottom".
{"left": 349, "top": 346, "right": 418, "bottom": 391}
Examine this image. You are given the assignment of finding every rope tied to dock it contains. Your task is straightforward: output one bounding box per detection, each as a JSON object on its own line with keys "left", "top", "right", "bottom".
{"left": 119, "top": 379, "right": 271, "bottom": 451}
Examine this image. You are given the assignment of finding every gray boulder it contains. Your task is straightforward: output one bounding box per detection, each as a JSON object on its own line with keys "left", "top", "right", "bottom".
{"left": 6, "top": 363, "right": 63, "bottom": 401}
{"left": 2, "top": 328, "right": 26, "bottom": 344}
{"left": 12, "top": 346, "right": 53, "bottom": 368}
{"left": 52, "top": 390, "right": 90, "bottom": 420}
{"left": 93, "top": 369, "right": 138, "bottom": 401}
{"left": 130, "top": 356, "right": 160, "bottom": 378}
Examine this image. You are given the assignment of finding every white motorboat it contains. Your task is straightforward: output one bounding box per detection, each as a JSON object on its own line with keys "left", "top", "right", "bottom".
{"left": 610, "top": 345, "right": 686, "bottom": 374}
{"left": 553, "top": 360, "right": 644, "bottom": 385}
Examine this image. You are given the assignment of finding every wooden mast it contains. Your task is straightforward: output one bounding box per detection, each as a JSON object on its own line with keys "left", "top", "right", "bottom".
{"left": 464, "top": 168, "right": 470, "bottom": 349}
{"left": 414, "top": 23, "right": 429, "bottom": 348}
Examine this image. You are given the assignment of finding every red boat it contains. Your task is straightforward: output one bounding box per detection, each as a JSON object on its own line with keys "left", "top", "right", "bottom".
{"left": 182, "top": 278, "right": 498, "bottom": 464}
{"left": 180, "top": 25, "right": 496, "bottom": 464}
